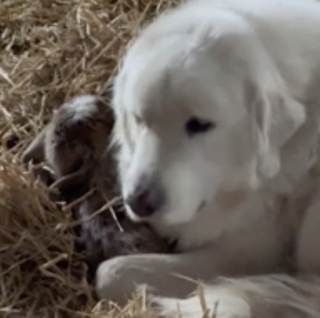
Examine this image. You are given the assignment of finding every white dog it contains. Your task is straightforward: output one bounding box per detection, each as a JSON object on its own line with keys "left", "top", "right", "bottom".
{"left": 96, "top": 0, "right": 320, "bottom": 316}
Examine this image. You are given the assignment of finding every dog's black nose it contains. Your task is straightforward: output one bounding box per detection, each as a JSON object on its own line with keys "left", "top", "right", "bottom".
{"left": 125, "top": 183, "right": 165, "bottom": 218}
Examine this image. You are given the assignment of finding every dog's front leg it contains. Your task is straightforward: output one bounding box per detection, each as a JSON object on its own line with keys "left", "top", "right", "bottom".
{"left": 95, "top": 243, "right": 255, "bottom": 305}
{"left": 95, "top": 245, "right": 229, "bottom": 305}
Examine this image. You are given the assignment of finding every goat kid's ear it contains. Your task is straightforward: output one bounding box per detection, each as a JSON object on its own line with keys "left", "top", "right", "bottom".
{"left": 49, "top": 156, "right": 97, "bottom": 195}
{"left": 22, "top": 127, "right": 47, "bottom": 164}
{"left": 251, "top": 88, "right": 306, "bottom": 180}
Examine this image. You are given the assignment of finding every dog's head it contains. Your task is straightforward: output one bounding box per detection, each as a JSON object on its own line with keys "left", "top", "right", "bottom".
{"left": 112, "top": 15, "right": 306, "bottom": 226}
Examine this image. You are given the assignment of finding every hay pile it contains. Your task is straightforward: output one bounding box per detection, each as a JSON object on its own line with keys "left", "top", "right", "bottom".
{"left": 0, "top": 0, "right": 179, "bottom": 317}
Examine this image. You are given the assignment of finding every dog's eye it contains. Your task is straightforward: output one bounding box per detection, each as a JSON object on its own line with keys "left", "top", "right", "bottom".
{"left": 185, "top": 117, "right": 215, "bottom": 137}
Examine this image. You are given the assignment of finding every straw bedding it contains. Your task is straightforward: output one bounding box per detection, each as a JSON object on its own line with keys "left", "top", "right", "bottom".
{"left": 0, "top": 0, "right": 179, "bottom": 317}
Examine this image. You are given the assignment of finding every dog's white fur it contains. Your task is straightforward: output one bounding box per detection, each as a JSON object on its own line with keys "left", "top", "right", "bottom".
{"left": 96, "top": 0, "right": 320, "bottom": 316}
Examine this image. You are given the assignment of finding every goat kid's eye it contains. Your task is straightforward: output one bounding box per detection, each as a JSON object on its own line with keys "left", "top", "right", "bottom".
{"left": 185, "top": 117, "right": 215, "bottom": 137}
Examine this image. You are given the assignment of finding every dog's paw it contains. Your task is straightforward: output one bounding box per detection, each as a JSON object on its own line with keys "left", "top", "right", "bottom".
{"left": 95, "top": 254, "right": 155, "bottom": 305}
{"left": 95, "top": 253, "right": 196, "bottom": 306}
{"left": 151, "top": 284, "right": 251, "bottom": 318}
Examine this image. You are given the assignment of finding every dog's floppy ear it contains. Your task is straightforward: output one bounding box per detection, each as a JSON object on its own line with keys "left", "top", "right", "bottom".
{"left": 213, "top": 28, "right": 307, "bottom": 181}
{"left": 249, "top": 84, "right": 306, "bottom": 180}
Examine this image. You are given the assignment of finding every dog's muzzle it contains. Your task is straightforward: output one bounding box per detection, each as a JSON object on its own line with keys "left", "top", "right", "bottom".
{"left": 125, "top": 179, "right": 165, "bottom": 218}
